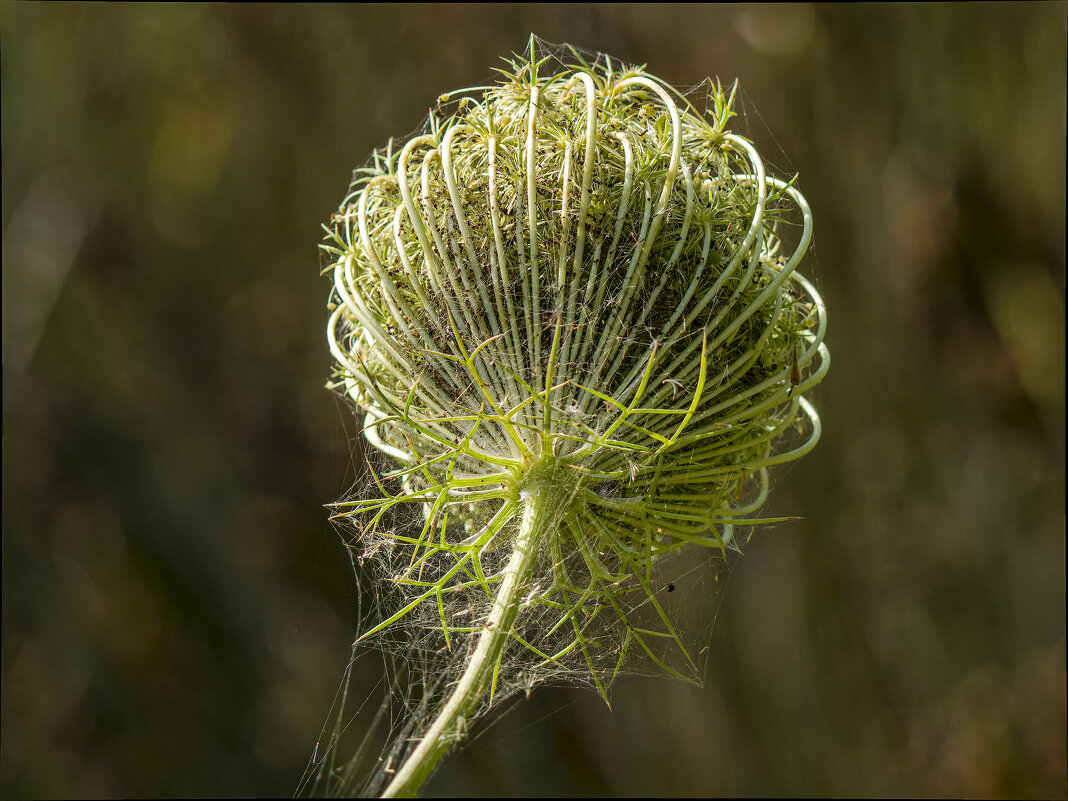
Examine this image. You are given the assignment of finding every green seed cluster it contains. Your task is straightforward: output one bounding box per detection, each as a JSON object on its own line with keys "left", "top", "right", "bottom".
{"left": 322, "top": 47, "right": 828, "bottom": 694}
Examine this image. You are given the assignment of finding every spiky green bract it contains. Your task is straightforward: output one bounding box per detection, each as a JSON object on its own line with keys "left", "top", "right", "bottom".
{"left": 321, "top": 42, "right": 828, "bottom": 796}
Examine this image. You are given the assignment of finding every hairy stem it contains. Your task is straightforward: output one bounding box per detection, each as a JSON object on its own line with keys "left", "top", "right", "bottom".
{"left": 381, "top": 468, "right": 566, "bottom": 798}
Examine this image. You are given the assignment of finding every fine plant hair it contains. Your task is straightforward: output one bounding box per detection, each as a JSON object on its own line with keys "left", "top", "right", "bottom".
{"left": 301, "top": 37, "right": 829, "bottom": 798}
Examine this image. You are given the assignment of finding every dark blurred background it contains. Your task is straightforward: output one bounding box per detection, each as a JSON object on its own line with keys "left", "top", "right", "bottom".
{"left": 2, "top": 4, "right": 1065, "bottom": 798}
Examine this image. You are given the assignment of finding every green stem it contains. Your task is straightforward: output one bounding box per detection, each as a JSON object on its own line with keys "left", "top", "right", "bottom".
{"left": 380, "top": 471, "right": 564, "bottom": 798}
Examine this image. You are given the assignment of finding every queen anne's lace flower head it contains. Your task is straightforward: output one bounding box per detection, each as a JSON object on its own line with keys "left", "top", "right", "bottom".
{"left": 318, "top": 40, "right": 828, "bottom": 797}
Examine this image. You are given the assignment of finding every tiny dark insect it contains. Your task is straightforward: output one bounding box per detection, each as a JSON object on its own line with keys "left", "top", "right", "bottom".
{"left": 667, "top": 583, "right": 675, "bottom": 593}
{"left": 787, "top": 346, "right": 800, "bottom": 397}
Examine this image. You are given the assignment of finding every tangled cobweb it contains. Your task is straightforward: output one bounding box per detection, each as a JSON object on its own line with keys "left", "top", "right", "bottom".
{"left": 303, "top": 38, "right": 828, "bottom": 797}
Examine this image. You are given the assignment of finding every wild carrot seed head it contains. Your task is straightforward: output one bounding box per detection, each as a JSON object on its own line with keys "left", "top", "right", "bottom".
{"left": 322, "top": 42, "right": 828, "bottom": 697}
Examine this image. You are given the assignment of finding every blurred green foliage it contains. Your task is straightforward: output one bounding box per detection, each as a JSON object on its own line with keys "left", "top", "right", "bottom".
{"left": 2, "top": 4, "right": 1064, "bottom": 798}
